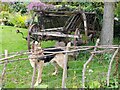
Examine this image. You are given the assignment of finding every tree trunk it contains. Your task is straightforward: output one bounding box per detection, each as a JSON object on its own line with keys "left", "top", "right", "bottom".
{"left": 100, "top": 2, "right": 115, "bottom": 45}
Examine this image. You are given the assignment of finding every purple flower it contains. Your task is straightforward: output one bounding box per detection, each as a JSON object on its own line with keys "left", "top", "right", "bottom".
{"left": 27, "top": 2, "right": 54, "bottom": 11}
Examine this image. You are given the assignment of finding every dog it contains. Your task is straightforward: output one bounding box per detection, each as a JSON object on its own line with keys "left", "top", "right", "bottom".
{"left": 28, "top": 41, "right": 70, "bottom": 87}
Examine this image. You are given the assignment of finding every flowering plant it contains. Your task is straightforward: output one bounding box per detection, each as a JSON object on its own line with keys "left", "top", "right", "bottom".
{"left": 27, "top": 2, "right": 54, "bottom": 11}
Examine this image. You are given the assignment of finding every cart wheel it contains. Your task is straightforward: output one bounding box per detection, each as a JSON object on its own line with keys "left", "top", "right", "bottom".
{"left": 27, "top": 24, "right": 40, "bottom": 51}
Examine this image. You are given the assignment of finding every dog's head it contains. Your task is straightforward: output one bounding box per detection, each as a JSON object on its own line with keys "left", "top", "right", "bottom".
{"left": 31, "top": 41, "right": 43, "bottom": 54}
{"left": 31, "top": 41, "right": 39, "bottom": 50}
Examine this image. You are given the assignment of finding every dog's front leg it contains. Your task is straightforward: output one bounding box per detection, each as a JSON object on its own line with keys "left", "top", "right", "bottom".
{"left": 34, "top": 61, "right": 44, "bottom": 87}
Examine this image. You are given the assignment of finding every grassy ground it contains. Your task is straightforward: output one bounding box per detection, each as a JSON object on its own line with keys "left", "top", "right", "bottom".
{"left": 0, "top": 26, "right": 28, "bottom": 53}
{"left": 0, "top": 25, "right": 119, "bottom": 88}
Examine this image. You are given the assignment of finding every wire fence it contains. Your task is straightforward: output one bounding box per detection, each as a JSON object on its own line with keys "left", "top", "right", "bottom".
{"left": 0, "top": 42, "right": 119, "bottom": 88}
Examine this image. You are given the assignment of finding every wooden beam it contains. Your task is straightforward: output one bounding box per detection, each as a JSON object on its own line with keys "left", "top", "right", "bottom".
{"left": 34, "top": 10, "right": 96, "bottom": 16}
{"left": 41, "top": 27, "right": 63, "bottom": 31}
{"left": 62, "top": 43, "right": 69, "bottom": 88}
{"left": 32, "top": 32, "right": 79, "bottom": 38}
{"left": 82, "top": 12, "right": 88, "bottom": 43}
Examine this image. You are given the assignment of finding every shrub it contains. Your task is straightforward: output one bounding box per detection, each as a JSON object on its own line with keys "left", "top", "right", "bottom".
{"left": 115, "top": 2, "right": 120, "bottom": 18}
{"left": 9, "top": 2, "right": 28, "bottom": 14}
{"left": 0, "top": 11, "right": 9, "bottom": 25}
{"left": 8, "top": 12, "right": 28, "bottom": 28}
{"left": 0, "top": 11, "right": 9, "bottom": 19}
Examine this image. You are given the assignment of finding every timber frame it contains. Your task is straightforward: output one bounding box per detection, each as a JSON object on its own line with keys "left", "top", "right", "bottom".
{"left": 27, "top": 9, "right": 101, "bottom": 50}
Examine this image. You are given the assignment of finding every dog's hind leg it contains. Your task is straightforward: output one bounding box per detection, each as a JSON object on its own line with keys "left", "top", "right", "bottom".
{"left": 51, "top": 54, "right": 65, "bottom": 75}
{"left": 52, "top": 61, "right": 59, "bottom": 75}
{"left": 34, "top": 61, "right": 44, "bottom": 87}
{"left": 54, "top": 54, "right": 65, "bottom": 69}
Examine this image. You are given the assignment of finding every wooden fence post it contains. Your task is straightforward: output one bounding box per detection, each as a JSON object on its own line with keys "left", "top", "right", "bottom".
{"left": 0, "top": 50, "right": 8, "bottom": 88}
{"left": 82, "top": 39, "right": 100, "bottom": 88}
{"left": 62, "top": 45, "right": 69, "bottom": 88}
{"left": 107, "top": 47, "right": 119, "bottom": 86}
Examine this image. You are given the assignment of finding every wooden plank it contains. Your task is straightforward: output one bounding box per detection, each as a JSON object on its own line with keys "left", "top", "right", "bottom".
{"left": 41, "top": 27, "right": 63, "bottom": 31}
{"left": 65, "top": 14, "right": 77, "bottom": 30}
{"left": 32, "top": 32, "right": 79, "bottom": 38}
{"left": 45, "top": 14, "right": 68, "bottom": 17}
{"left": 0, "top": 52, "right": 30, "bottom": 61}
{"left": 42, "top": 11, "right": 80, "bottom": 16}
{"left": 91, "top": 49, "right": 114, "bottom": 54}
{"left": 82, "top": 13, "right": 88, "bottom": 43}
{"left": 34, "top": 10, "right": 96, "bottom": 16}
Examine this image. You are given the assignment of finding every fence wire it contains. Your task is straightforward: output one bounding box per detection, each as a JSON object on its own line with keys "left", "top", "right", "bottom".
{"left": 0, "top": 47, "right": 119, "bottom": 88}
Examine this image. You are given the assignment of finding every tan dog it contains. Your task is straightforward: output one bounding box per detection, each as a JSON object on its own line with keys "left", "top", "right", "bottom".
{"left": 29, "top": 41, "right": 68, "bottom": 87}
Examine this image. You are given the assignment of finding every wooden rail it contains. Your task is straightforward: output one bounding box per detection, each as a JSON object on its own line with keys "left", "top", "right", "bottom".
{"left": 0, "top": 45, "right": 119, "bottom": 62}
{"left": 32, "top": 32, "right": 80, "bottom": 38}
{"left": 34, "top": 10, "right": 96, "bottom": 15}
{"left": 0, "top": 42, "right": 120, "bottom": 88}
{"left": 41, "top": 27, "right": 63, "bottom": 31}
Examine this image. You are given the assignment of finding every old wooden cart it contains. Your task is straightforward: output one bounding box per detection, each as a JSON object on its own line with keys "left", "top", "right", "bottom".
{"left": 27, "top": 9, "right": 101, "bottom": 50}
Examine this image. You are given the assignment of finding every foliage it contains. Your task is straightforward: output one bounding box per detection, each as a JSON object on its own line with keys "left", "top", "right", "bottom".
{"left": 115, "top": 2, "right": 120, "bottom": 18}
{"left": 81, "top": 2, "right": 104, "bottom": 25}
{"left": 0, "top": 2, "right": 28, "bottom": 14}
{"left": 0, "top": 11, "right": 10, "bottom": 25}
{"left": 103, "top": 54, "right": 112, "bottom": 61}
{"left": 9, "top": 2, "right": 28, "bottom": 14}
{"left": 0, "top": 2, "right": 9, "bottom": 11}
{"left": 8, "top": 12, "right": 28, "bottom": 28}
{"left": 0, "top": 11, "right": 9, "bottom": 19}
{"left": 88, "top": 81, "right": 101, "bottom": 88}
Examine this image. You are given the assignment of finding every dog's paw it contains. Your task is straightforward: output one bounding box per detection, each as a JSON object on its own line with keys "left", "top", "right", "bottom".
{"left": 34, "top": 82, "right": 39, "bottom": 87}
{"left": 34, "top": 80, "right": 42, "bottom": 87}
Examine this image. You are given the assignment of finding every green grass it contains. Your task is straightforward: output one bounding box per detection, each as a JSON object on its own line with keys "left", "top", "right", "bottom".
{"left": 0, "top": 25, "right": 119, "bottom": 88}
{"left": 0, "top": 25, "right": 28, "bottom": 53}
